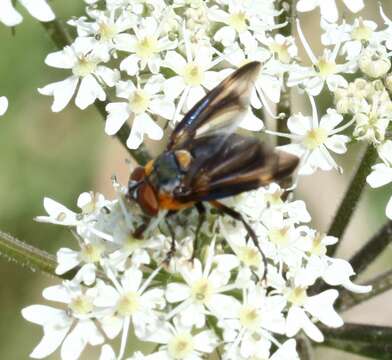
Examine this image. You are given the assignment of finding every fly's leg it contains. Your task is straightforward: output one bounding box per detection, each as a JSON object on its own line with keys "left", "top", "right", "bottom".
{"left": 133, "top": 218, "right": 151, "bottom": 239}
{"left": 191, "top": 202, "right": 206, "bottom": 261}
{"left": 163, "top": 218, "right": 177, "bottom": 265}
{"left": 210, "top": 200, "right": 268, "bottom": 280}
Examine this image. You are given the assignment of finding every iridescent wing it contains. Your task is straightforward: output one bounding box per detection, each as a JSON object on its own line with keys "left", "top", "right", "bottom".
{"left": 173, "top": 134, "right": 299, "bottom": 202}
{"left": 167, "top": 61, "right": 261, "bottom": 151}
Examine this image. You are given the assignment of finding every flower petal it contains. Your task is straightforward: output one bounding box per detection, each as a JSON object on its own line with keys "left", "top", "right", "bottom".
{"left": 38, "top": 76, "right": 79, "bottom": 113}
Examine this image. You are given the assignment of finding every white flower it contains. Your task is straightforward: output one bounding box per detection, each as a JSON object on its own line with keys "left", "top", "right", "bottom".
{"left": 55, "top": 239, "right": 106, "bottom": 285}
{"left": 22, "top": 281, "right": 104, "bottom": 359}
{"left": 352, "top": 88, "right": 392, "bottom": 144}
{"left": 105, "top": 75, "right": 174, "bottom": 149}
{"left": 163, "top": 43, "right": 225, "bottom": 115}
{"left": 208, "top": 2, "right": 257, "bottom": 49}
{"left": 220, "top": 284, "right": 286, "bottom": 359}
{"left": 231, "top": 339, "right": 299, "bottom": 360}
{"left": 117, "top": 17, "right": 177, "bottom": 76}
{"left": 367, "top": 140, "right": 392, "bottom": 219}
{"left": 143, "top": 317, "right": 219, "bottom": 360}
{"left": 275, "top": 96, "right": 351, "bottom": 175}
{"left": 68, "top": 9, "right": 136, "bottom": 59}
{"left": 297, "top": 0, "right": 364, "bottom": 23}
{"left": 359, "top": 44, "right": 391, "bottom": 78}
{"left": 35, "top": 197, "right": 78, "bottom": 226}
{"left": 165, "top": 242, "right": 239, "bottom": 328}
{"left": 0, "top": 96, "right": 8, "bottom": 116}
{"left": 285, "top": 287, "right": 343, "bottom": 342}
{"left": 39, "top": 38, "right": 119, "bottom": 112}
{"left": 288, "top": 20, "right": 349, "bottom": 96}
{"left": 94, "top": 266, "right": 164, "bottom": 359}
{"left": 0, "top": 0, "right": 55, "bottom": 27}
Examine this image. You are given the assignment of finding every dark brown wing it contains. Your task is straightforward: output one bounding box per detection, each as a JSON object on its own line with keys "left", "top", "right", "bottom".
{"left": 173, "top": 134, "right": 299, "bottom": 203}
{"left": 167, "top": 61, "right": 261, "bottom": 151}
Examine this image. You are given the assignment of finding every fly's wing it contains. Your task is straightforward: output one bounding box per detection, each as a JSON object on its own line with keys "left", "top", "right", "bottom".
{"left": 173, "top": 134, "right": 299, "bottom": 203}
{"left": 167, "top": 61, "right": 261, "bottom": 151}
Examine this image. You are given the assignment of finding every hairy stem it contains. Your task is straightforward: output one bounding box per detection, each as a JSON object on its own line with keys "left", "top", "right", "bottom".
{"left": 337, "top": 269, "right": 392, "bottom": 312}
{"left": 327, "top": 144, "right": 378, "bottom": 256}
{"left": 41, "top": 20, "right": 150, "bottom": 165}
{"left": 0, "top": 230, "right": 63, "bottom": 279}
{"left": 321, "top": 323, "right": 392, "bottom": 359}
{"left": 349, "top": 221, "right": 392, "bottom": 280}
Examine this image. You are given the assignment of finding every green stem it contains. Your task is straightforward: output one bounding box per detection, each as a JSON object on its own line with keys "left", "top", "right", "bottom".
{"left": 276, "top": 1, "right": 293, "bottom": 146}
{"left": 321, "top": 323, "right": 392, "bottom": 359}
{"left": 337, "top": 269, "right": 392, "bottom": 312}
{"left": 41, "top": 20, "right": 150, "bottom": 165}
{"left": 327, "top": 144, "right": 378, "bottom": 256}
{"left": 349, "top": 220, "right": 392, "bottom": 280}
{"left": 0, "top": 230, "right": 66, "bottom": 279}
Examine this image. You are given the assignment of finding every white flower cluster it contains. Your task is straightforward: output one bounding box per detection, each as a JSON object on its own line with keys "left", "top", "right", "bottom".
{"left": 39, "top": 0, "right": 298, "bottom": 149}
{"left": 0, "top": 0, "right": 55, "bottom": 27}
{"left": 22, "top": 182, "right": 370, "bottom": 360}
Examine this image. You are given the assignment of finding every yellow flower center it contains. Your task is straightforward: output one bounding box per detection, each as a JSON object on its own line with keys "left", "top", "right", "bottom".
{"left": 73, "top": 57, "right": 97, "bottom": 77}
{"left": 270, "top": 41, "right": 291, "bottom": 64}
{"left": 351, "top": 20, "right": 373, "bottom": 41}
{"left": 308, "top": 232, "right": 327, "bottom": 256}
{"left": 269, "top": 227, "right": 290, "bottom": 247}
{"left": 129, "top": 90, "right": 150, "bottom": 114}
{"left": 304, "top": 128, "right": 328, "bottom": 150}
{"left": 117, "top": 291, "right": 141, "bottom": 316}
{"left": 183, "top": 63, "right": 204, "bottom": 86}
{"left": 265, "top": 190, "right": 284, "bottom": 206}
{"left": 168, "top": 333, "right": 194, "bottom": 359}
{"left": 228, "top": 11, "right": 248, "bottom": 33}
{"left": 191, "top": 278, "right": 213, "bottom": 304}
{"left": 316, "top": 57, "right": 337, "bottom": 77}
{"left": 237, "top": 246, "right": 261, "bottom": 268}
{"left": 98, "top": 22, "right": 117, "bottom": 41}
{"left": 136, "top": 36, "right": 158, "bottom": 59}
{"left": 81, "top": 243, "right": 104, "bottom": 263}
{"left": 69, "top": 295, "right": 94, "bottom": 315}
{"left": 288, "top": 287, "right": 307, "bottom": 306}
{"left": 239, "top": 306, "right": 262, "bottom": 331}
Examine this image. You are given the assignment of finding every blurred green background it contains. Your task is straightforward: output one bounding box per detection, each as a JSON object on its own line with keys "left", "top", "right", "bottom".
{"left": 0, "top": 1, "right": 391, "bottom": 359}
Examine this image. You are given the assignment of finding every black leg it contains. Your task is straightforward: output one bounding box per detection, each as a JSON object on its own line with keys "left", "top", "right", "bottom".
{"left": 210, "top": 200, "right": 268, "bottom": 280}
{"left": 133, "top": 218, "right": 151, "bottom": 239}
{"left": 163, "top": 218, "right": 177, "bottom": 265}
{"left": 191, "top": 202, "right": 206, "bottom": 260}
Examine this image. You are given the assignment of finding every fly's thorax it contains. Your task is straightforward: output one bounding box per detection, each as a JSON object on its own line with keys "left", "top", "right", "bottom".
{"left": 149, "top": 151, "right": 184, "bottom": 193}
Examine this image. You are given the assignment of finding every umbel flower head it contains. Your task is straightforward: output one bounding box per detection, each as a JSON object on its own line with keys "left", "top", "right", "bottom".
{"left": 23, "top": 180, "right": 370, "bottom": 360}
{"left": 13, "top": 0, "right": 392, "bottom": 359}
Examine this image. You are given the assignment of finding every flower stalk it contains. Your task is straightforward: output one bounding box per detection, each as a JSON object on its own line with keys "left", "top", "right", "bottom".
{"left": 276, "top": 0, "right": 293, "bottom": 146}
{"left": 327, "top": 144, "right": 378, "bottom": 256}
{"left": 0, "top": 230, "right": 61, "bottom": 279}
{"left": 349, "top": 220, "right": 392, "bottom": 280}
{"left": 322, "top": 323, "right": 392, "bottom": 359}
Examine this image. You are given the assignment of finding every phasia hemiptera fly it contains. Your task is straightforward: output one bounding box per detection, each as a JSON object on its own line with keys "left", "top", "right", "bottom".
{"left": 127, "top": 61, "right": 299, "bottom": 267}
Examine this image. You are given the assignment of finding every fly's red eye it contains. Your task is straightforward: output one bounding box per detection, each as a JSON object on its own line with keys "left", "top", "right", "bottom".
{"left": 137, "top": 183, "right": 159, "bottom": 216}
{"left": 130, "top": 166, "right": 146, "bottom": 182}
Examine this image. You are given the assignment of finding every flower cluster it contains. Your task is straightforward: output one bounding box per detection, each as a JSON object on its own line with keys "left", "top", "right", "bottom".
{"left": 15, "top": 0, "right": 392, "bottom": 359}
{"left": 23, "top": 182, "right": 370, "bottom": 360}
{"left": 39, "top": 0, "right": 297, "bottom": 148}
{"left": 34, "top": 0, "right": 392, "bottom": 217}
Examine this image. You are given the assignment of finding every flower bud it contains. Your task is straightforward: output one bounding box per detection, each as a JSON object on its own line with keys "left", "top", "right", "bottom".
{"left": 359, "top": 47, "right": 391, "bottom": 78}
